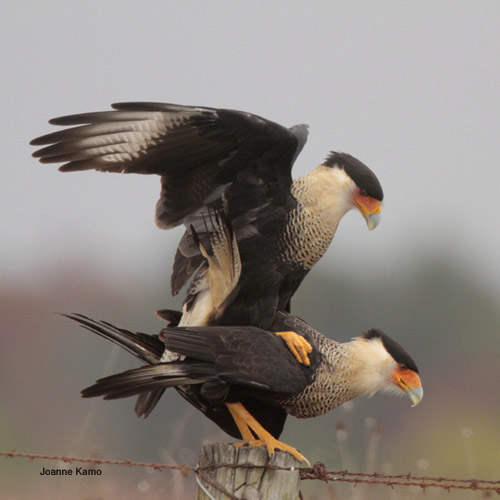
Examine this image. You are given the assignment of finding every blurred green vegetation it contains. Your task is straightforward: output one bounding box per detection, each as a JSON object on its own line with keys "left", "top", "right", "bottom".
{"left": 1, "top": 249, "right": 499, "bottom": 499}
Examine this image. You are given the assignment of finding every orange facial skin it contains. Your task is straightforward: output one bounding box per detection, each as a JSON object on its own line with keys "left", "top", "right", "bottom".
{"left": 393, "top": 364, "right": 422, "bottom": 391}
{"left": 353, "top": 189, "right": 382, "bottom": 217}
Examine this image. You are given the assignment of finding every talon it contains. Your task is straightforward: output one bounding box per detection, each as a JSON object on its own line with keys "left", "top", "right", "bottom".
{"left": 233, "top": 438, "right": 309, "bottom": 465}
{"left": 226, "top": 402, "right": 310, "bottom": 465}
{"left": 243, "top": 438, "right": 310, "bottom": 465}
{"left": 275, "top": 331, "right": 312, "bottom": 366}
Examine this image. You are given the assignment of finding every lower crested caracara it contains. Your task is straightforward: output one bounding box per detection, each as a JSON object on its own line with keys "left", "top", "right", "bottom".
{"left": 31, "top": 102, "right": 383, "bottom": 328}
{"left": 68, "top": 311, "right": 422, "bottom": 464}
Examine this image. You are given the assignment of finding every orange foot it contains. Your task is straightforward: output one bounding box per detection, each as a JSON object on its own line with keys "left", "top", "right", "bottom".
{"left": 227, "top": 402, "right": 310, "bottom": 466}
{"left": 275, "top": 331, "right": 312, "bottom": 366}
{"left": 234, "top": 437, "right": 310, "bottom": 466}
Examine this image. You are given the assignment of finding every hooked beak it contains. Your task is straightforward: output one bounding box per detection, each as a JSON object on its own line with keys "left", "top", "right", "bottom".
{"left": 393, "top": 368, "right": 423, "bottom": 407}
{"left": 406, "top": 386, "right": 424, "bottom": 407}
{"left": 364, "top": 212, "right": 381, "bottom": 231}
{"left": 353, "top": 191, "right": 382, "bottom": 231}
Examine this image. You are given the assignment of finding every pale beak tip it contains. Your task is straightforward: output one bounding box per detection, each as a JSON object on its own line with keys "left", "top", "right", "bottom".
{"left": 365, "top": 212, "right": 381, "bottom": 231}
{"left": 408, "top": 386, "right": 424, "bottom": 407}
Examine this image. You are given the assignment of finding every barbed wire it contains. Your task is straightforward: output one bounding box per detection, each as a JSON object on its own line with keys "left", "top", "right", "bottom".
{"left": 2, "top": 450, "right": 499, "bottom": 496}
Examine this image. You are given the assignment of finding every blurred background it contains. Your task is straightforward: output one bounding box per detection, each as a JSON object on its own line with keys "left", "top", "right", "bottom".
{"left": 2, "top": 2, "right": 499, "bottom": 499}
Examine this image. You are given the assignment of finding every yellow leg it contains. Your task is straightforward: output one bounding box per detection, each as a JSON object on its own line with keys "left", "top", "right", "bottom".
{"left": 226, "top": 402, "right": 254, "bottom": 442}
{"left": 226, "top": 402, "right": 310, "bottom": 466}
{"left": 275, "top": 331, "right": 312, "bottom": 366}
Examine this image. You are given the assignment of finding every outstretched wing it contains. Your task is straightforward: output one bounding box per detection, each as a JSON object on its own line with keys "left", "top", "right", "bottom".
{"left": 31, "top": 102, "right": 308, "bottom": 295}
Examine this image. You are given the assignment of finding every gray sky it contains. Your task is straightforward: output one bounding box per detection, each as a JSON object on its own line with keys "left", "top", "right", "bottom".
{"left": 3, "top": 1, "right": 500, "bottom": 296}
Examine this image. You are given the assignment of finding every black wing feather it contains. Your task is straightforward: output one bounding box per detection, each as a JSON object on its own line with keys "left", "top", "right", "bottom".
{"left": 161, "top": 326, "right": 313, "bottom": 395}
{"left": 69, "top": 313, "right": 318, "bottom": 438}
{"left": 31, "top": 103, "right": 301, "bottom": 226}
{"left": 31, "top": 103, "right": 307, "bottom": 308}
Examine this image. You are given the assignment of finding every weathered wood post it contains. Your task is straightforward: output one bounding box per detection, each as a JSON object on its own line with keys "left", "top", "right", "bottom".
{"left": 196, "top": 443, "right": 302, "bottom": 500}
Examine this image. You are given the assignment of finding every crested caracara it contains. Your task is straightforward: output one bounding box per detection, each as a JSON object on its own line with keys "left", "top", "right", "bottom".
{"left": 31, "top": 103, "right": 383, "bottom": 329}
{"left": 68, "top": 311, "right": 422, "bottom": 464}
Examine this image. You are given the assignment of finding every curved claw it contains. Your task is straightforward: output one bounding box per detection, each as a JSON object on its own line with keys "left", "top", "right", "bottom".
{"left": 275, "top": 331, "right": 312, "bottom": 366}
{"left": 234, "top": 439, "right": 310, "bottom": 466}
{"left": 227, "top": 402, "right": 310, "bottom": 465}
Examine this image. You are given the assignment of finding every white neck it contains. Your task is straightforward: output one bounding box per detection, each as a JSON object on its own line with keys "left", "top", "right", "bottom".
{"left": 292, "top": 165, "right": 357, "bottom": 228}
{"left": 343, "top": 337, "right": 398, "bottom": 397}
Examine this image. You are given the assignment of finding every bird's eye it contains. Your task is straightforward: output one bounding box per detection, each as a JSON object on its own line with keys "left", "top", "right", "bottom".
{"left": 399, "top": 363, "right": 407, "bottom": 371}
{"left": 360, "top": 188, "right": 367, "bottom": 196}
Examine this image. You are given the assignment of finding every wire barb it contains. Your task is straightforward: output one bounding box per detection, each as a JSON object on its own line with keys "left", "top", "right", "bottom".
{"left": 2, "top": 450, "right": 500, "bottom": 495}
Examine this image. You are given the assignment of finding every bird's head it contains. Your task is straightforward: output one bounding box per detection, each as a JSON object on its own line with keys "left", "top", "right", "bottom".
{"left": 348, "top": 329, "right": 423, "bottom": 407}
{"left": 322, "top": 152, "right": 383, "bottom": 231}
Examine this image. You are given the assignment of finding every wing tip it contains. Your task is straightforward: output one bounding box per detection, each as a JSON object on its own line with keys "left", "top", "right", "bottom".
{"left": 48, "top": 116, "right": 75, "bottom": 126}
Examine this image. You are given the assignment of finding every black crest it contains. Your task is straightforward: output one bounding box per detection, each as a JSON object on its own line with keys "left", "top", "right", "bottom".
{"left": 362, "top": 329, "right": 418, "bottom": 373}
{"left": 324, "top": 152, "right": 383, "bottom": 201}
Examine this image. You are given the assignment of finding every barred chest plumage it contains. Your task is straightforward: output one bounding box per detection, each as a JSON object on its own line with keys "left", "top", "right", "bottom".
{"left": 278, "top": 166, "right": 356, "bottom": 270}
{"left": 278, "top": 196, "right": 338, "bottom": 270}
{"left": 277, "top": 334, "right": 359, "bottom": 419}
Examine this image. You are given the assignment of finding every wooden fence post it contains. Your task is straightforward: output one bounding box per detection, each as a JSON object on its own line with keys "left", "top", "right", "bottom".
{"left": 196, "top": 443, "right": 302, "bottom": 500}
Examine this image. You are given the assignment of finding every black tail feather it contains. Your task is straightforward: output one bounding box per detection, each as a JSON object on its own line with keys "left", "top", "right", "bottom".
{"left": 135, "top": 389, "right": 166, "bottom": 418}
{"left": 63, "top": 313, "right": 164, "bottom": 364}
{"left": 64, "top": 313, "right": 170, "bottom": 417}
{"left": 81, "top": 362, "right": 214, "bottom": 400}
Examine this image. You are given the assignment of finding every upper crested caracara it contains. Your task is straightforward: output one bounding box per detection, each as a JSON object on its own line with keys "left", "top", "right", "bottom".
{"left": 31, "top": 102, "right": 383, "bottom": 329}
{"left": 68, "top": 311, "right": 422, "bottom": 464}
